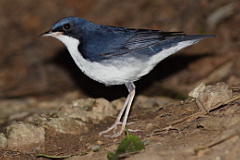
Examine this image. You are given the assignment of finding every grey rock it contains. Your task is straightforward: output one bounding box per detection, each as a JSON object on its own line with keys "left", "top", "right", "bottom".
{"left": 0, "top": 133, "right": 7, "bottom": 148}
{"left": 6, "top": 123, "right": 45, "bottom": 152}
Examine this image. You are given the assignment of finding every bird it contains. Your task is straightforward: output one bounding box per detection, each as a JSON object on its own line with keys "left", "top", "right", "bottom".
{"left": 41, "top": 16, "right": 214, "bottom": 137}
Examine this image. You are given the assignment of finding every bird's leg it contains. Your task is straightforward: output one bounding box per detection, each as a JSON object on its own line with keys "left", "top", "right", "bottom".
{"left": 110, "top": 82, "right": 135, "bottom": 137}
{"left": 99, "top": 92, "right": 131, "bottom": 135}
{"left": 99, "top": 82, "right": 136, "bottom": 137}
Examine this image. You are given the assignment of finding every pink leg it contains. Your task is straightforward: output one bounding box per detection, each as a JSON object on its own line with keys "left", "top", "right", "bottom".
{"left": 99, "top": 82, "right": 136, "bottom": 137}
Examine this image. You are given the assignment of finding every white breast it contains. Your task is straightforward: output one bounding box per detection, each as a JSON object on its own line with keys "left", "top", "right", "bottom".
{"left": 54, "top": 35, "right": 143, "bottom": 85}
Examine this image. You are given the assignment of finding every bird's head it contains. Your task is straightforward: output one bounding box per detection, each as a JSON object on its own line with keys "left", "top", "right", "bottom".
{"left": 40, "top": 16, "right": 97, "bottom": 41}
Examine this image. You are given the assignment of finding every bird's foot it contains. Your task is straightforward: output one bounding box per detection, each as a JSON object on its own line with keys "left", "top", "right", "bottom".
{"left": 99, "top": 122, "right": 119, "bottom": 136}
{"left": 99, "top": 121, "right": 141, "bottom": 138}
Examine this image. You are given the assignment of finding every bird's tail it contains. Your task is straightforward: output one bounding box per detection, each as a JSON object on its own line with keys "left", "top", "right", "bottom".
{"left": 171, "top": 34, "right": 215, "bottom": 41}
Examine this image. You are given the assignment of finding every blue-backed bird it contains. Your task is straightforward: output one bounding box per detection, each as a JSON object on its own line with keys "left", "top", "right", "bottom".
{"left": 41, "top": 17, "right": 214, "bottom": 137}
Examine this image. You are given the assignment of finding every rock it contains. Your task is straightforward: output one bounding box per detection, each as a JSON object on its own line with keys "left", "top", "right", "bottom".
{"left": 46, "top": 117, "right": 88, "bottom": 135}
{"left": 189, "top": 82, "right": 206, "bottom": 98}
{"left": 111, "top": 98, "right": 125, "bottom": 110}
{"left": 198, "top": 116, "right": 240, "bottom": 131}
{"left": 189, "top": 82, "right": 233, "bottom": 112}
{"left": 41, "top": 98, "right": 118, "bottom": 135}
{"left": 6, "top": 123, "right": 45, "bottom": 152}
{"left": 135, "top": 95, "right": 173, "bottom": 108}
{"left": 60, "top": 98, "right": 117, "bottom": 124}
{"left": 0, "top": 133, "right": 7, "bottom": 148}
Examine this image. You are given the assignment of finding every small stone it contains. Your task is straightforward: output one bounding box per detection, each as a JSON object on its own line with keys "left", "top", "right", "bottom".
{"left": 189, "top": 82, "right": 206, "bottom": 98}
{"left": 91, "top": 145, "right": 100, "bottom": 152}
{"left": 97, "top": 140, "right": 104, "bottom": 145}
{"left": 143, "top": 139, "right": 151, "bottom": 146}
{"left": 146, "top": 123, "right": 154, "bottom": 130}
{"left": 72, "top": 98, "right": 95, "bottom": 110}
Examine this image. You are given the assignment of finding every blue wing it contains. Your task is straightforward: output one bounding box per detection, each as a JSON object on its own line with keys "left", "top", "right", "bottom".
{"left": 78, "top": 25, "right": 213, "bottom": 62}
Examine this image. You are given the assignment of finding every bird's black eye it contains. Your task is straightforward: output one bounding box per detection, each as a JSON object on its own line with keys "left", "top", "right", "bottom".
{"left": 63, "top": 23, "right": 71, "bottom": 31}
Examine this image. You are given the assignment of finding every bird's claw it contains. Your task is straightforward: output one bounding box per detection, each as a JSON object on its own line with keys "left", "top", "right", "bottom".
{"left": 99, "top": 121, "right": 140, "bottom": 137}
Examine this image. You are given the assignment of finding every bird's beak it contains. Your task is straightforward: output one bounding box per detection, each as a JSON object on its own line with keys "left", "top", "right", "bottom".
{"left": 39, "top": 30, "right": 63, "bottom": 37}
{"left": 39, "top": 30, "right": 53, "bottom": 37}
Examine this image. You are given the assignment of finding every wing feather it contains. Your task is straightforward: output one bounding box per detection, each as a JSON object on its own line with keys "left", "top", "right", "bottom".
{"left": 101, "top": 29, "right": 185, "bottom": 57}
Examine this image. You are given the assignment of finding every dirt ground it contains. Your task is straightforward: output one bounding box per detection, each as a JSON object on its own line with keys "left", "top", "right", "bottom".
{"left": 0, "top": 0, "right": 240, "bottom": 160}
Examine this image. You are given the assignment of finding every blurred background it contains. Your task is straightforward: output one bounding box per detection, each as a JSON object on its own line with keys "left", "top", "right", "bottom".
{"left": 0, "top": 0, "right": 239, "bottom": 101}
